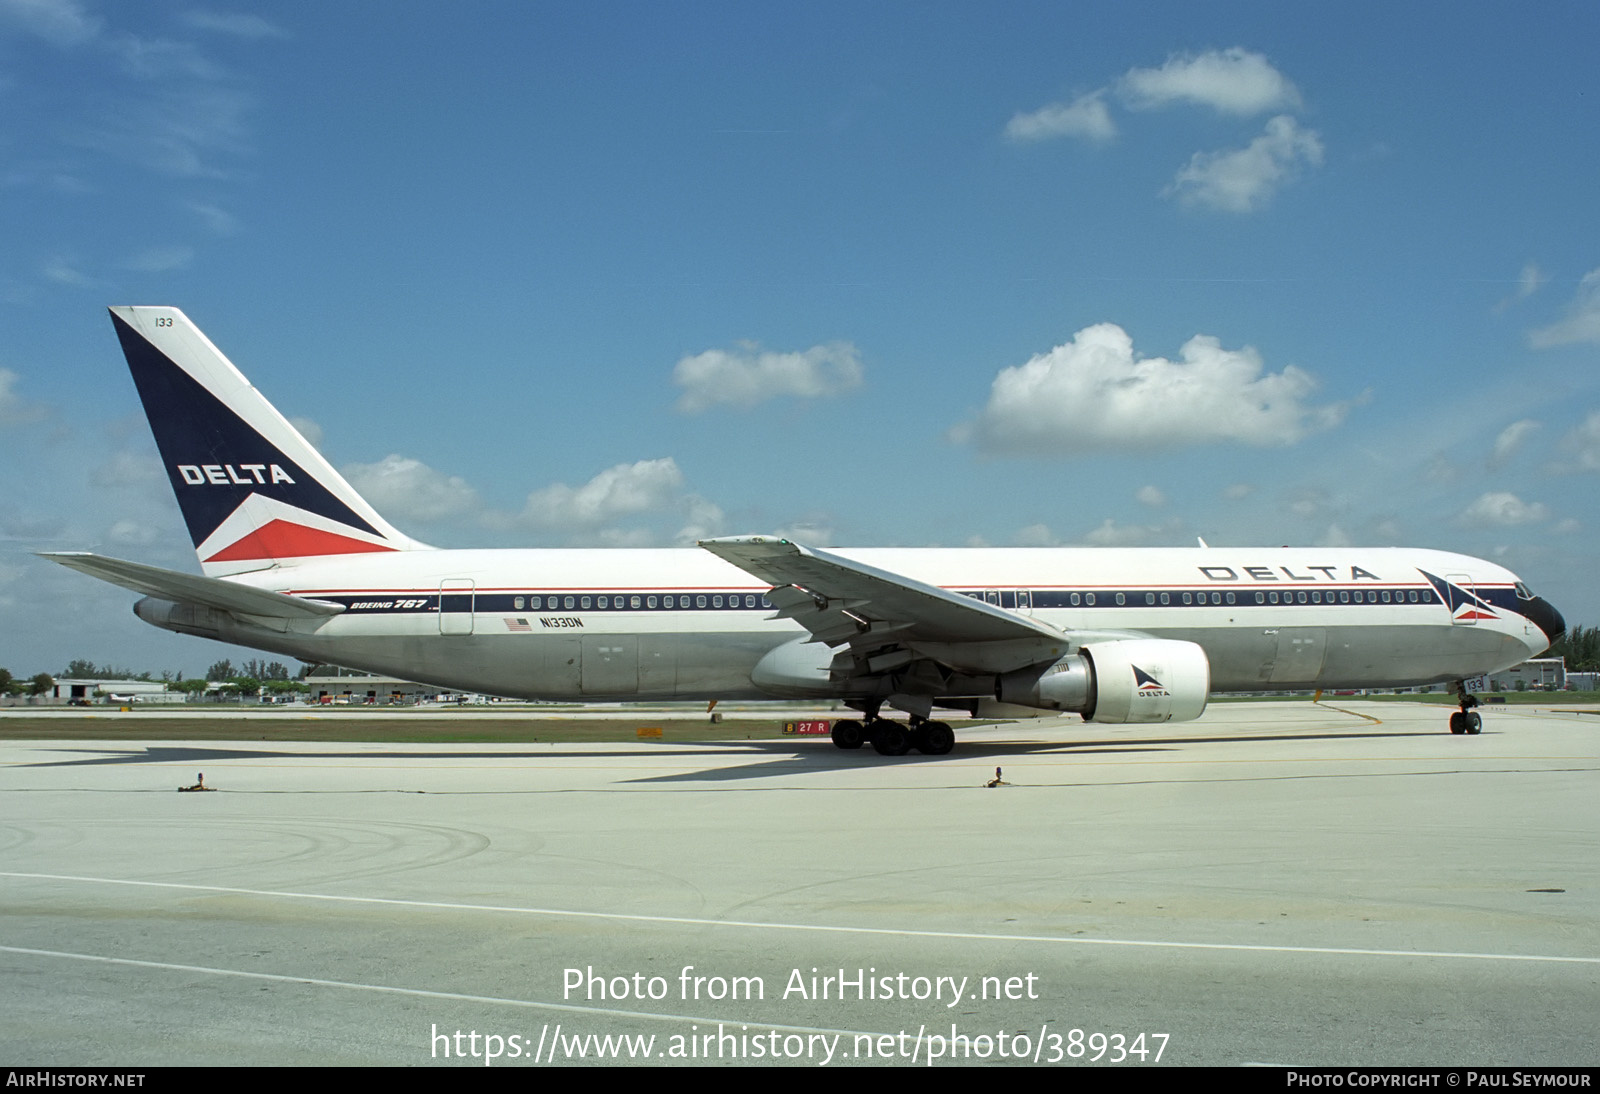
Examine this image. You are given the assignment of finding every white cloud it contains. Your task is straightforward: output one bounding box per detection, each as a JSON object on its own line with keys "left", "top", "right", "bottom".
{"left": 1016, "top": 517, "right": 1185, "bottom": 548}
{"left": 42, "top": 255, "right": 93, "bottom": 286}
{"left": 123, "top": 245, "right": 193, "bottom": 272}
{"left": 1077, "top": 517, "right": 1183, "bottom": 547}
{"left": 181, "top": 11, "right": 289, "bottom": 39}
{"left": 1551, "top": 410, "right": 1600, "bottom": 473}
{"left": 958, "top": 322, "right": 1348, "bottom": 455}
{"left": 1136, "top": 485, "right": 1166, "bottom": 508}
{"left": 1288, "top": 487, "right": 1334, "bottom": 520}
{"left": 1488, "top": 419, "right": 1539, "bottom": 469}
{"left": 341, "top": 454, "right": 480, "bottom": 524}
{"left": 79, "top": 84, "right": 254, "bottom": 178}
{"left": 107, "top": 31, "right": 223, "bottom": 80}
{"left": 1424, "top": 452, "right": 1458, "bottom": 483}
{"left": 1118, "top": 48, "right": 1300, "bottom": 115}
{"left": 675, "top": 495, "right": 726, "bottom": 545}
{"left": 0, "top": 0, "right": 101, "bottom": 46}
{"left": 107, "top": 518, "right": 160, "bottom": 545}
{"left": 287, "top": 416, "right": 324, "bottom": 452}
{"left": 1529, "top": 268, "right": 1600, "bottom": 347}
{"left": 772, "top": 515, "right": 835, "bottom": 546}
{"left": 521, "top": 458, "right": 686, "bottom": 530}
{"left": 1004, "top": 91, "right": 1116, "bottom": 143}
{"left": 1015, "top": 522, "right": 1059, "bottom": 547}
{"left": 1495, "top": 262, "right": 1546, "bottom": 312}
{"left": 0, "top": 368, "right": 46, "bottom": 426}
{"left": 189, "top": 201, "right": 239, "bottom": 235}
{"left": 674, "top": 341, "right": 862, "bottom": 412}
{"left": 1223, "top": 482, "right": 1255, "bottom": 500}
{"left": 1458, "top": 492, "right": 1549, "bottom": 526}
{"left": 1164, "top": 115, "right": 1323, "bottom": 212}
{"left": 90, "top": 450, "right": 162, "bottom": 488}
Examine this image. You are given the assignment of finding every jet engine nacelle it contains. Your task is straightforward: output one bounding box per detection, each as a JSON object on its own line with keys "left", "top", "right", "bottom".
{"left": 996, "top": 638, "right": 1211, "bottom": 724}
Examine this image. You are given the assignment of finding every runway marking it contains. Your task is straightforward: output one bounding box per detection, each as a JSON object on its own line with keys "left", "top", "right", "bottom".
{"left": 1311, "top": 701, "right": 1384, "bottom": 725}
{"left": 0, "top": 943, "right": 875, "bottom": 1038}
{"left": 5, "top": 870, "right": 1597, "bottom": 966}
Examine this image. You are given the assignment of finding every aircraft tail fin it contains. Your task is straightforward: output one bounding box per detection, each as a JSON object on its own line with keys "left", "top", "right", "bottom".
{"left": 108, "top": 306, "right": 429, "bottom": 576}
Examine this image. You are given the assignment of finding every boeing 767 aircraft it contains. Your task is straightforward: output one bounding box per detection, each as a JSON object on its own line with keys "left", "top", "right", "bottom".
{"left": 44, "top": 307, "right": 1566, "bottom": 754}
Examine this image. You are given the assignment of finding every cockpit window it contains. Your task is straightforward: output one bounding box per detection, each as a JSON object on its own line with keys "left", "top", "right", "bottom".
{"left": 1515, "top": 582, "right": 1533, "bottom": 599}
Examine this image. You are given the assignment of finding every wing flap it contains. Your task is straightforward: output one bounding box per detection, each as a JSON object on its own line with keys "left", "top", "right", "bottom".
{"left": 41, "top": 552, "right": 344, "bottom": 620}
{"left": 700, "top": 536, "right": 1065, "bottom": 669}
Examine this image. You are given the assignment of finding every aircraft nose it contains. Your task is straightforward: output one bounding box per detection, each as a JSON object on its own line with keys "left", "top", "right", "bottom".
{"left": 1524, "top": 596, "right": 1565, "bottom": 646}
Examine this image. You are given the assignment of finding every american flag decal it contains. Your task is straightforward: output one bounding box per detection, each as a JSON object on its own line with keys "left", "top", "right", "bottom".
{"left": 504, "top": 618, "right": 531, "bottom": 632}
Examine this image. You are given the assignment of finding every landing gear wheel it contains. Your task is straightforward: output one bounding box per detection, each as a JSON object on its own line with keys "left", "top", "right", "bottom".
{"left": 1450, "top": 683, "right": 1483, "bottom": 735}
{"left": 830, "top": 719, "right": 865, "bottom": 750}
{"left": 869, "top": 719, "right": 911, "bottom": 756}
{"left": 915, "top": 721, "right": 955, "bottom": 755}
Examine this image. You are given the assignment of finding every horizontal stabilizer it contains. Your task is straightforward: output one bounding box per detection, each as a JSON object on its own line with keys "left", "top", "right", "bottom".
{"left": 40, "top": 552, "right": 345, "bottom": 620}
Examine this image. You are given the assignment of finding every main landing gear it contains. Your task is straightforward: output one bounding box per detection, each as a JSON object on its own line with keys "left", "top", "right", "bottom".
{"left": 1448, "top": 683, "right": 1482, "bottom": 735}
{"left": 830, "top": 713, "right": 956, "bottom": 756}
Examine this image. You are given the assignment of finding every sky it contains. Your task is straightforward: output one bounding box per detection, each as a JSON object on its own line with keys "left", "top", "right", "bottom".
{"left": 1, "top": 0, "right": 1597, "bottom": 679}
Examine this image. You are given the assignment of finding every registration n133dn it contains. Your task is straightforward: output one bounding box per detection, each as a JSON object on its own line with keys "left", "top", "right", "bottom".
{"left": 44, "top": 308, "right": 1566, "bottom": 754}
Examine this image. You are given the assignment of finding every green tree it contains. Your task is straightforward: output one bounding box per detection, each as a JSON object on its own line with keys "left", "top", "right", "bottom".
{"left": 224, "top": 676, "right": 261, "bottom": 698}
{"left": 205, "top": 660, "right": 235, "bottom": 682}
{"left": 0, "top": 668, "right": 12, "bottom": 695}
{"left": 1549, "top": 624, "right": 1600, "bottom": 672}
{"left": 28, "top": 673, "right": 54, "bottom": 696}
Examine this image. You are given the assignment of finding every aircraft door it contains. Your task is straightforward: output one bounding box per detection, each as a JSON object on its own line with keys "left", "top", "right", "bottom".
{"left": 1446, "top": 572, "right": 1476, "bottom": 625}
{"left": 581, "top": 635, "right": 639, "bottom": 695}
{"left": 439, "top": 579, "right": 474, "bottom": 636}
{"left": 1267, "top": 627, "right": 1326, "bottom": 685}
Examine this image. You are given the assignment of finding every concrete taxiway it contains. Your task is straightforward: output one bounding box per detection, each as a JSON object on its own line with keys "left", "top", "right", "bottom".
{"left": 1, "top": 700, "right": 1595, "bottom": 1067}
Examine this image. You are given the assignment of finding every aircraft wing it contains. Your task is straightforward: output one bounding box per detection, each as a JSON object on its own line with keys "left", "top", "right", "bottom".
{"left": 698, "top": 535, "right": 1069, "bottom": 674}
{"left": 40, "top": 552, "right": 345, "bottom": 620}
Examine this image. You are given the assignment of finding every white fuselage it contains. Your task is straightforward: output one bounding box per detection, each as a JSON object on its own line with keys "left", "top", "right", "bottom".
{"left": 137, "top": 544, "right": 1551, "bottom": 702}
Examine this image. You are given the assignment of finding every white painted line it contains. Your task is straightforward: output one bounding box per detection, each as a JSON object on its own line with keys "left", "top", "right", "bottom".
{"left": 5, "top": 871, "right": 1597, "bottom": 966}
{"left": 0, "top": 943, "right": 873, "bottom": 1038}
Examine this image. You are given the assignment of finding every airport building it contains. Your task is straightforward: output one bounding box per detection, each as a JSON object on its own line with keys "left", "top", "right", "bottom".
{"left": 303, "top": 666, "right": 464, "bottom": 704}
{"left": 1485, "top": 657, "right": 1565, "bottom": 691}
{"left": 48, "top": 678, "right": 170, "bottom": 704}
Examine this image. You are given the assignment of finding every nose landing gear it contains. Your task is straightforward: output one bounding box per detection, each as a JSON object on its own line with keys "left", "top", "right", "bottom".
{"left": 1448, "top": 684, "right": 1482, "bottom": 735}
